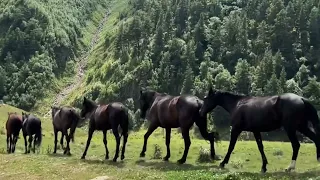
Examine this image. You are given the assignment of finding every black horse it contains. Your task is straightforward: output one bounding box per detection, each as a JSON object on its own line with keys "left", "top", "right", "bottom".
{"left": 52, "top": 106, "right": 81, "bottom": 155}
{"left": 80, "top": 97, "right": 129, "bottom": 162}
{"left": 22, "top": 112, "right": 42, "bottom": 154}
{"left": 199, "top": 88, "right": 320, "bottom": 172}
{"left": 139, "top": 89, "right": 218, "bottom": 164}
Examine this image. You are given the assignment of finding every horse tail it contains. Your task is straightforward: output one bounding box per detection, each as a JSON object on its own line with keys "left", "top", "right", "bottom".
{"left": 67, "top": 108, "right": 79, "bottom": 143}
{"left": 35, "top": 126, "right": 42, "bottom": 147}
{"left": 302, "top": 98, "right": 320, "bottom": 135}
{"left": 119, "top": 106, "right": 129, "bottom": 138}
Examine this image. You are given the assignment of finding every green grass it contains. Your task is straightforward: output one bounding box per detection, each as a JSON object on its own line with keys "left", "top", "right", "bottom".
{"left": 1, "top": 105, "right": 320, "bottom": 180}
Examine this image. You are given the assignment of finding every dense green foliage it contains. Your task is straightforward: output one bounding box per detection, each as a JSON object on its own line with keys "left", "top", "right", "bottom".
{"left": 0, "top": 0, "right": 107, "bottom": 110}
{"left": 73, "top": 0, "right": 320, "bottom": 134}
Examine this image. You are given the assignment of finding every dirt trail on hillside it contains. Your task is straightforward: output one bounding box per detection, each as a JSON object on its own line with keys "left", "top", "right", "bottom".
{"left": 44, "top": 11, "right": 110, "bottom": 117}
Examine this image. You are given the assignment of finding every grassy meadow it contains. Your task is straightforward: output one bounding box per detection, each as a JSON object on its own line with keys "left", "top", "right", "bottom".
{"left": 0, "top": 105, "right": 320, "bottom": 180}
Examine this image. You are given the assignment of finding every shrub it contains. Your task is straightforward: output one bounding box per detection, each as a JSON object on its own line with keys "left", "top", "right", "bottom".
{"left": 197, "top": 146, "right": 211, "bottom": 163}
{"left": 152, "top": 144, "right": 162, "bottom": 159}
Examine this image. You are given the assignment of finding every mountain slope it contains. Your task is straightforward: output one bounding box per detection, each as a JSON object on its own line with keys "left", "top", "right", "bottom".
{"left": 63, "top": 0, "right": 320, "bottom": 137}
{"left": 0, "top": 0, "right": 109, "bottom": 111}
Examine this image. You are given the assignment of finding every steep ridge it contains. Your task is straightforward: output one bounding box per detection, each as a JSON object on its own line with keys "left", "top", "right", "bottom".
{"left": 44, "top": 10, "right": 111, "bottom": 117}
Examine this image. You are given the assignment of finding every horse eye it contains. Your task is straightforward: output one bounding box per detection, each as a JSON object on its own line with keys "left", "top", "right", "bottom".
{"left": 204, "top": 96, "right": 207, "bottom": 99}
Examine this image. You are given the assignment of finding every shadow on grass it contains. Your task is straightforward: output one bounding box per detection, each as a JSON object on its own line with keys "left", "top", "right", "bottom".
{"left": 47, "top": 153, "right": 72, "bottom": 157}
{"left": 135, "top": 159, "right": 217, "bottom": 172}
{"left": 81, "top": 159, "right": 125, "bottom": 168}
{"left": 233, "top": 170, "right": 320, "bottom": 179}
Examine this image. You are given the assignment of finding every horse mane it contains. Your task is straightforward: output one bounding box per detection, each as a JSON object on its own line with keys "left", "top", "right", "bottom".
{"left": 216, "top": 90, "right": 248, "bottom": 98}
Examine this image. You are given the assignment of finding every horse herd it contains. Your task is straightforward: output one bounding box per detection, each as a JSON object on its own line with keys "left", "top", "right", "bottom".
{"left": 4, "top": 88, "right": 320, "bottom": 173}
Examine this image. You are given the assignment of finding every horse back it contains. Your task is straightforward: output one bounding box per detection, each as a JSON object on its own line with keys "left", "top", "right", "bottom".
{"left": 234, "top": 96, "right": 280, "bottom": 131}
{"left": 94, "top": 102, "right": 126, "bottom": 130}
{"left": 53, "top": 107, "right": 76, "bottom": 130}
{"left": 6, "top": 113, "right": 23, "bottom": 135}
{"left": 276, "top": 93, "right": 306, "bottom": 126}
{"left": 149, "top": 95, "right": 178, "bottom": 128}
{"left": 23, "top": 115, "right": 41, "bottom": 135}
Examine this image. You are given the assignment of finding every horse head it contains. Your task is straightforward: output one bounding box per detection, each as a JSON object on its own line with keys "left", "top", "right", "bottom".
{"left": 199, "top": 87, "right": 219, "bottom": 117}
{"left": 80, "top": 97, "right": 97, "bottom": 119}
{"left": 139, "top": 89, "right": 156, "bottom": 119}
{"left": 21, "top": 112, "right": 30, "bottom": 123}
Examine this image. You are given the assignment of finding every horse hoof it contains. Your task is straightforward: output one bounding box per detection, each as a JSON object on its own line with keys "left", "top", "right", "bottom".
{"left": 212, "top": 155, "right": 222, "bottom": 161}
{"left": 105, "top": 156, "right": 109, "bottom": 160}
{"left": 67, "top": 152, "right": 71, "bottom": 156}
{"left": 219, "top": 163, "right": 225, "bottom": 169}
{"left": 81, "top": 156, "right": 85, "bottom": 160}
{"left": 113, "top": 158, "right": 117, "bottom": 162}
{"left": 163, "top": 156, "right": 169, "bottom": 161}
{"left": 177, "top": 159, "right": 185, "bottom": 164}
{"left": 140, "top": 152, "right": 145, "bottom": 158}
{"left": 317, "top": 157, "right": 320, "bottom": 162}
{"left": 121, "top": 155, "right": 125, "bottom": 160}
{"left": 261, "top": 168, "right": 267, "bottom": 173}
{"left": 285, "top": 167, "right": 294, "bottom": 172}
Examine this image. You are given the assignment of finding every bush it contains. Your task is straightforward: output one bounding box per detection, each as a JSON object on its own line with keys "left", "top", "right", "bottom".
{"left": 197, "top": 146, "right": 211, "bottom": 163}
{"left": 152, "top": 144, "right": 162, "bottom": 159}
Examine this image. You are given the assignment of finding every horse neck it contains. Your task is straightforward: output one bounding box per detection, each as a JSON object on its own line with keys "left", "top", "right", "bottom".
{"left": 219, "top": 93, "right": 246, "bottom": 114}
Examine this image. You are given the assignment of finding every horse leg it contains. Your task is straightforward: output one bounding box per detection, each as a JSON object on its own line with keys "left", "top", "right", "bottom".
{"left": 284, "top": 128, "right": 300, "bottom": 172}
{"left": 177, "top": 128, "right": 191, "bottom": 164}
{"left": 9, "top": 135, "right": 13, "bottom": 153}
{"left": 60, "top": 133, "right": 65, "bottom": 150}
{"left": 220, "top": 128, "right": 242, "bottom": 168}
{"left": 163, "top": 128, "right": 171, "bottom": 161}
{"left": 253, "top": 132, "right": 268, "bottom": 173}
{"left": 112, "top": 127, "right": 120, "bottom": 162}
{"left": 32, "top": 135, "right": 36, "bottom": 153}
{"left": 63, "top": 131, "right": 71, "bottom": 156}
{"left": 121, "top": 130, "right": 128, "bottom": 160}
{"left": 28, "top": 136, "right": 33, "bottom": 154}
{"left": 23, "top": 134, "right": 27, "bottom": 154}
{"left": 298, "top": 126, "right": 320, "bottom": 162}
{"left": 7, "top": 134, "right": 10, "bottom": 153}
{"left": 53, "top": 129, "right": 58, "bottom": 154}
{"left": 12, "top": 135, "right": 18, "bottom": 153}
{"left": 140, "top": 123, "right": 158, "bottom": 157}
{"left": 103, "top": 130, "right": 109, "bottom": 160}
{"left": 81, "top": 128, "right": 94, "bottom": 159}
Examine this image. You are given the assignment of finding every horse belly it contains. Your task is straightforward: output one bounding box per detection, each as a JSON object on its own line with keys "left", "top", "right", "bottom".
{"left": 244, "top": 112, "right": 281, "bottom": 132}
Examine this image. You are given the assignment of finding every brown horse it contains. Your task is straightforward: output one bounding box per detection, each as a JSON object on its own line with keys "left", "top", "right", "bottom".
{"left": 139, "top": 89, "right": 218, "bottom": 164}
{"left": 51, "top": 106, "right": 81, "bottom": 155}
{"left": 6, "top": 112, "right": 23, "bottom": 153}
{"left": 80, "top": 97, "right": 129, "bottom": 162}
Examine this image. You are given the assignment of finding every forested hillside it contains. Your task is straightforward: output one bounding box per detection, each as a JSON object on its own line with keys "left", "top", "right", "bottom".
{"left": 0, "top": 0, "right": 108, "bottom": 110}
{"left": 65, "top": 0, "right": 320, "bottom": 132}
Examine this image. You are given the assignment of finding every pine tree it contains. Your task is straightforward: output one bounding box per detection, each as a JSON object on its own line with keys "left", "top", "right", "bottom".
{"left": 234, "top": 59, "right": 252, "bottom": 94}
{"left": 309, "top": 7, "right": 320, "bottom": 49}
{"left": 265, "top": 73, "right": 281, "bottom": 95}
{"left": 180, "top": 65, "right": 195, "bottom": 94}
{"left": 279, "top": 67, "right": 287, "bottom": 93}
